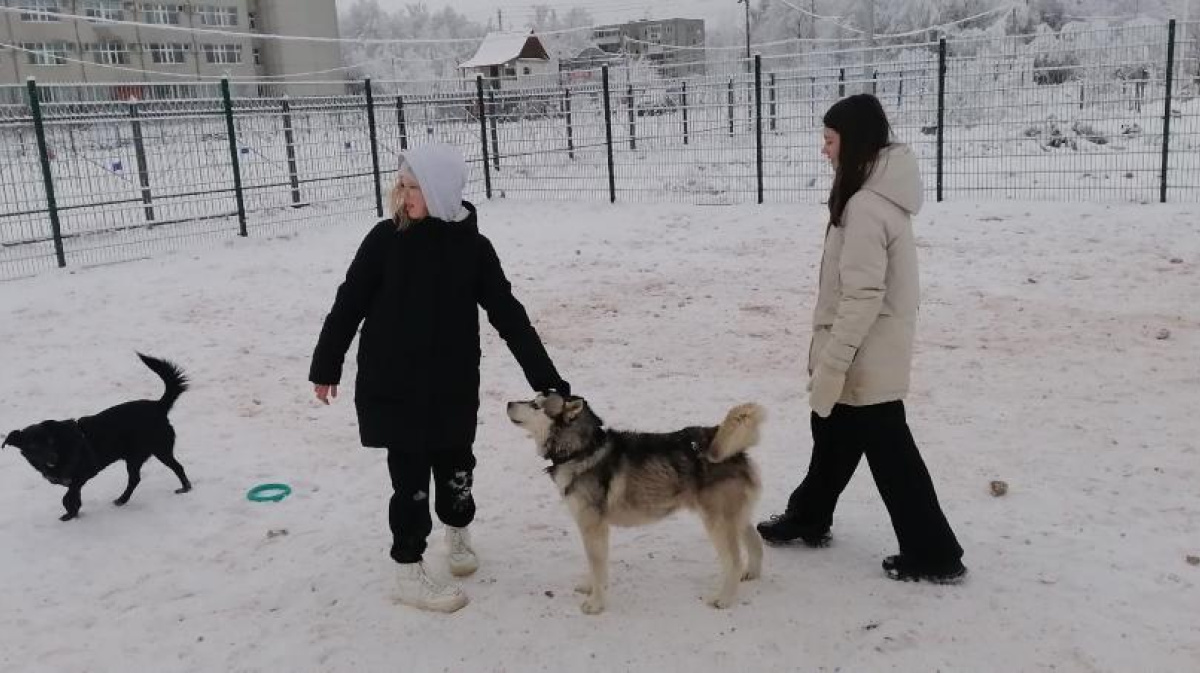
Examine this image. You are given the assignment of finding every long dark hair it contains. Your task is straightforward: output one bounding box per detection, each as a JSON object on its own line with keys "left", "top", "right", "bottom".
{"left": 824, "top": 93, "right": 892, "bottom": 227}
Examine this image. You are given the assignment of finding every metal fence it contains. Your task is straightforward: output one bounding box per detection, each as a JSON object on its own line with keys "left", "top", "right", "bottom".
{"left": 2, "top": 20, "right": 1198, "bottom": 279}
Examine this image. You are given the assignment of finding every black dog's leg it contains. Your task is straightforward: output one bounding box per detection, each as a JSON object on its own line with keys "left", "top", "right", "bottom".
{"left": 154, "top": 430, "right": 191, "bottom": 494}
{"left": 113, "top": 459, "right": 145, "bottom": 506}
{"left": 157, "top": 455, "right": 191, "bottom": 494}
{"left": 61, "top": 486, "right": 82, "bottom": 522}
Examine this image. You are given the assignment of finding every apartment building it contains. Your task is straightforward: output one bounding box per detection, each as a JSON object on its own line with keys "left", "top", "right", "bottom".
{"left": 0, "top": 0, "right": 342, "bottom": 97}
{"left": 593, "top": 18, "right": 706, "bottom": 77}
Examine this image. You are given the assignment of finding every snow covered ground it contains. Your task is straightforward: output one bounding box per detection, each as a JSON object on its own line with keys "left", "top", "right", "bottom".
{"left": 1, "top": 199, "right": 1198, "bottom": 672}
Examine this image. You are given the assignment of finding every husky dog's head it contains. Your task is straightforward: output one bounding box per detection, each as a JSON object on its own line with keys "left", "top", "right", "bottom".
{"left": 3, "top": 421, "right": 76, "bottom": 486}
{"left": 506, "top": 392, "right": 603, "bottom": 462}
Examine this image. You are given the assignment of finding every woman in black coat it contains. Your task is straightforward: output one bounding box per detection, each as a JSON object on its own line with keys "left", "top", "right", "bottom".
{"left": 309, "top": 144, "right": 568, "bottom": 612}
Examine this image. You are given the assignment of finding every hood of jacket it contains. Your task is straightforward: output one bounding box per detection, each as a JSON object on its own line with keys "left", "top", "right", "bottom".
{"left": 400, "top": 144, "right": 468, "bottom": 222}
{"left": 862, "top": 143, "right": 923, "bottom": 216}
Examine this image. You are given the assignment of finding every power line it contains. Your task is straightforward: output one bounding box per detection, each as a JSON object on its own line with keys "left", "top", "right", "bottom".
{"left": 0, "top": 41, "right": 456, "bottom": 81}
{"left": 503, "top": 0, "right": 707, "bottom": 23}
{"left": 775, "top": 0, "right": 864, "bottom": 35}
{"left": 0, "top": 6, "right": 595, "bottom": 45}
{"left": 621, "top": 34, "right": 850, "bottom": 53}
{"left": 775, "top": 0, "right": 1016, "bottom": 39}
{"left": 509, "top": 0, "right": 698, "bottom": 14}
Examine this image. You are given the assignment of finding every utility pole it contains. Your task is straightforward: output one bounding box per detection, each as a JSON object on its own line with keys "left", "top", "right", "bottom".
{"left": 738, "top": 0, "right": 751, "bottom": 74}
{"left": 498, "top": 9, "right": 503, "bottom": 31}
{"left": 810, "top": 0, "right": 817, "bottom": 55}
{"left": 1182, "top": 0, "right": 1193, "bottom": 92}
{"left": 1182, "top": 0, "right": 1191, "bottom": 51}
{"left": 863, "top": 0, "right": 875, "bottom": 94}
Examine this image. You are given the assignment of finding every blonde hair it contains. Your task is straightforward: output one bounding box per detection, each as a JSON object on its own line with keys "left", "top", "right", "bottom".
{"left": 389, "top": 167, "right": 416, "bottom": 230}
{"left": 388, "top": 180, "right": 410, "bottom": 230}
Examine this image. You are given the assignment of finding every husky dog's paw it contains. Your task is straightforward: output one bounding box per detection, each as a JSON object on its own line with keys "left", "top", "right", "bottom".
{"left": 706, "top": 593, "right": 735, "bottom": 609}
{"left": 741, "top": 567, "right": 761, "bottom": 582}
{"left": 580, "top": 596, "right": 605, "bottom": 615}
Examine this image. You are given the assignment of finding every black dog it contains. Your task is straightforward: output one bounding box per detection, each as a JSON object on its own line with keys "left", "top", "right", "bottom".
{"left": 3, "top": 353, "right": 192, "bottom": 521}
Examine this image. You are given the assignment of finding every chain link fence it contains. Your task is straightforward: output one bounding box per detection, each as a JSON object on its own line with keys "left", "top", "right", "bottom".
{"left": 2, "top": 20, "right": 1198, "bottom": 279}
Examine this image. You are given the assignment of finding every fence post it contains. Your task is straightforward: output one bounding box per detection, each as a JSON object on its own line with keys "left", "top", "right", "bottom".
{"left": 281, "top": 96, "right": 301, "bottom": 206}
{"left": 769, "top": 71, "right": 777, "bottom": 132}
{"left": 681, "top": 80, "right": 689, "bottom": 145}
{"left": 810, "top": 76, "right": 816, "bottom": 125}
{"left": 898, "top": 70, "right": 904, "bottom": 108}
{"left": 488, "top": 89, "right": 500, "bottom": 171}
{"left": 364, "top": 78, "right": 383, "bottom": 218}
{"left": 474, "top": 75, "right": 492, "bottom": 199}
{"left": 627, "top": 84, "right": 636, "bottom": 151}
{"left": 219, "top": 78, "right": 247, "bottom": 237}
{"left": 128, "top": 99, "right": 155, "bottom": 223}
{"left": 839, "top": 67, "right": 846, "bottom": 98}
{"left": 602, "top": 64, "right": 615, "bottom": 203}
{"left": 754, "top": 55, "right": 764, "bottom": 205}
{"left": 27, "top": 78, "right": 65, "bottom": 268}
{"left": 396, "top": 94, "right": 409, "bottom": 151}
{"left": 564, "top": 87, "right": 574, "bottom": 160}
{"left": 936, "top": 38, "right": 947, "bottom": 203}
{"left": 1160, "top": 19, "right": 1176, "bottom": 204}
{"left": 727, "top": 78, "right": 735, "bottom": 137}
{"left": 872, "top": 69, "right": 879, "bottom": 95}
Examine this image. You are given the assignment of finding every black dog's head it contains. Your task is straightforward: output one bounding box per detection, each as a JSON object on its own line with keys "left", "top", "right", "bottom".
{"left": 4, "top": 421, "right": 79, "bottom": 486}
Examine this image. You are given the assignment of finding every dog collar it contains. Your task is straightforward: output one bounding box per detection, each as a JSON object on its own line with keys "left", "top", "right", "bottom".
{"left": 545, "top": 427, "right": 607, "bottom": 467}
{"left": 547, "top": 451, "right": 586, "bottom": 467}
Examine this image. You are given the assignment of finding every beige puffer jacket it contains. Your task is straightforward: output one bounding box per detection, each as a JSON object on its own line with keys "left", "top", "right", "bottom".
{"left": 808, "top": 143, "right": 923, "bottom": 406}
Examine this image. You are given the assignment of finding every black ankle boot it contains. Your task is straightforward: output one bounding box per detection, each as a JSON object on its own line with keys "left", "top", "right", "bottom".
{"left": 883, "top": 554, "right": 967, "bottom": 584}
{"left": 756, "top": 512, "right": 832, "bottom": 547}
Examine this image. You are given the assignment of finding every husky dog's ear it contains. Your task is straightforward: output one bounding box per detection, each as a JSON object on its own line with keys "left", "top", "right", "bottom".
{"left": 563, "top": 399, "right": 585, "bottom": 421}
{"left": 2, "top": 429, "right": 21, "bottom": 448}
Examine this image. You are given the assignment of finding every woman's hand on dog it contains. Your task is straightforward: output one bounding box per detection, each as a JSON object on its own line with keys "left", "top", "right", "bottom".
{"left": 314, "top": 384, "right": 338, "bottom": 405}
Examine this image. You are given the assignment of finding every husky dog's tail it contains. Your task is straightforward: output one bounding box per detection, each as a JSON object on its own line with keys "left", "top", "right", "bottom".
{"left": 137, "top": 352, "right": 189, "bottom": 412}
{"left": 707, "top": 403, "right": 766, "bottom": 462}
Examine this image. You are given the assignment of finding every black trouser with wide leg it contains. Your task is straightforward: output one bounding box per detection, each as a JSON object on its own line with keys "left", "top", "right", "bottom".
{"left": 786, "top": 400, "right": 963, "bottom": 567}
{"left": 387, "top": 446, "right": 477, "bottom": 563}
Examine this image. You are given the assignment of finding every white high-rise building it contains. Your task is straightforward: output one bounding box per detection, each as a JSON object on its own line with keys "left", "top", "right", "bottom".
{"left": 0, "top": 0, "right": 342, "bottom": 96}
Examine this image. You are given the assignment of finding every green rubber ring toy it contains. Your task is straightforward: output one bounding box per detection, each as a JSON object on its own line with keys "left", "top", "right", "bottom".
{"left": 247, "top": 483, "right": 292, "bottom": 502}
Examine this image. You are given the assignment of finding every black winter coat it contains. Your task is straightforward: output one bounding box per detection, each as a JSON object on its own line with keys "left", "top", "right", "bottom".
{"left": 309, "top": 202, "right": 567, "bottom": 450}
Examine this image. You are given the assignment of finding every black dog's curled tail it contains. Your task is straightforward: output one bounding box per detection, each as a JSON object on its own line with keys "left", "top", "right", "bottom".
{"left": 137, "top": 352, "right": 189, "bottom": 411}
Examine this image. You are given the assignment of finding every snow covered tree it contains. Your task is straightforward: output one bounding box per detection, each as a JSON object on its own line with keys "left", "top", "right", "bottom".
{"left": 339, "top": 0, "right": 487, "bottom": 85}
{"left": 523, "top": 5, "right": 595, "bottom": 60}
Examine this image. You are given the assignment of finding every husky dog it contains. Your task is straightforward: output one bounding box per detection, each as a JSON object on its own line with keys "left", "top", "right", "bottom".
{"left": 3, "top": 353, "right": 192, "bottom": 521}
{"left": 506, "top": 392, "right": 765, "bottom": 614}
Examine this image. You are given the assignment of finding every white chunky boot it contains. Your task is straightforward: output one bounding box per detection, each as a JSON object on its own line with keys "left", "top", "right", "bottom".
{"left": 445, "top": 525, "right": 479, "bottom": 577}
{"left": 394, "top": 562, "right": 468, "bottom": 613}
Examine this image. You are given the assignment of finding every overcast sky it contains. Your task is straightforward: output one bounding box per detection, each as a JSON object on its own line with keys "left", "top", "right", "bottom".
{"left": 367, "top": 0, "right": 741, "bottom": 28}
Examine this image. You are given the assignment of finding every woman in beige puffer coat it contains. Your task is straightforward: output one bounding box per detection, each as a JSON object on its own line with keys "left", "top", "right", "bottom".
{"left": 757, "top": 94, "right": 966, "bottom": 584}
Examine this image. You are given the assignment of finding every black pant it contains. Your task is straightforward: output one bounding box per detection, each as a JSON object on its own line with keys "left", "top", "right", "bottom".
{"left": 786, "top": 401, "right": 963, "bottom": 566}
{"left": 387, "top": 446, "right": 477, "bottom": 564}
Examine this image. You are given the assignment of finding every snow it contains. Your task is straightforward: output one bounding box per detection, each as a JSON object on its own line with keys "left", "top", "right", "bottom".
{"left": 1, "top": 199, "right": 1198, "bottom": 672}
